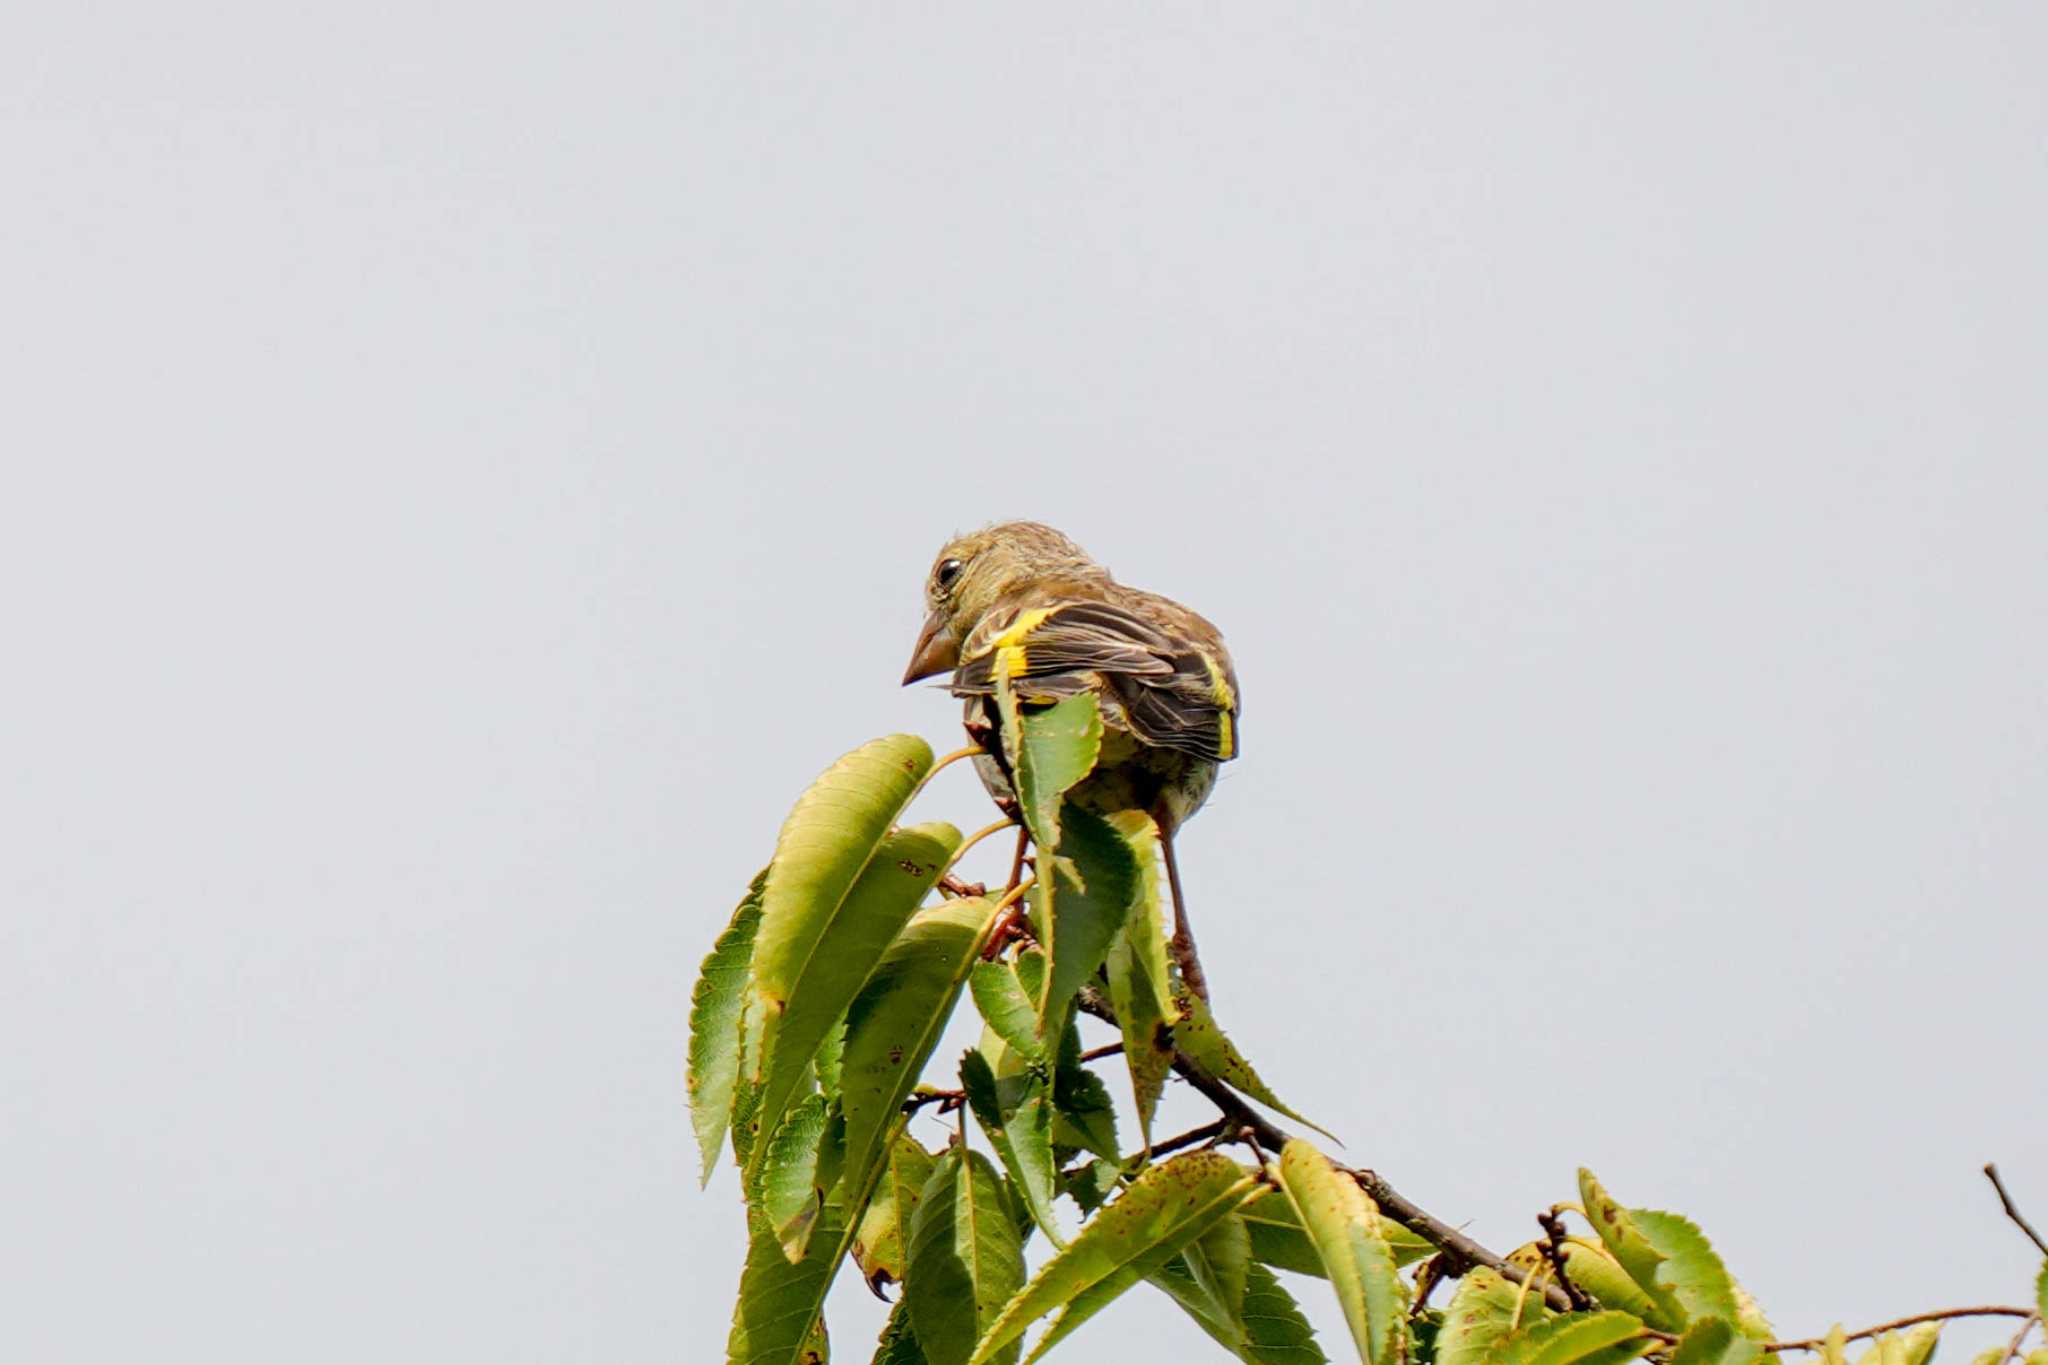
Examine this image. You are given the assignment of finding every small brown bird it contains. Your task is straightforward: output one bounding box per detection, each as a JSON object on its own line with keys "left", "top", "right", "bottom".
{"left": 902, "top": 521, "right": 1239, "bottom": 1000}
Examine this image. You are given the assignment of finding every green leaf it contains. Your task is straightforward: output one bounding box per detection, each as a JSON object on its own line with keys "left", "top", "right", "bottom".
{"left": 1002, "top": 687, "right": 1102, "bottom": 859}
{"left": 1100, "top": 810, "right": 1176, "bottom": 1144}
{"left": 1818, "top": 1326, "right": 1849, "bottom": 1365}
{"left": 873, "top": 1302, "right": 930, "bottom": 1365}
{"left": 1495, "top": 1312, "right": 1652, "bottom": 1365}
{"left": 1730, "top": 1285, "right": 1774, "bottom": 1344}
{"left": 908, "top": 1150, "right": 1028, "bottom": 1365}
{"left": 1558, "top": 1241, "right": 1657, "bottom": 1321}
{"left": 968, "top": 1150, "right": 1260, "bottom": 1365}
{"left": 970, "top": 959, "right": 1046, "bottom": 1067}
{"left": 1034, "top": 802, "right": 1137, "bottom": 1045}
{"left": 752, "top": 822, "right": 962, "bottom": 1178}
{"left": 755, "top": 733, "right": 934, "bottom": 1008}
{"left": 1577, "top": 1171, "right": 1684, "bottom": 1331}
{"left": 2038, "top": 1259, "right": 2047, "bottom": 1326}
{"left": 1175, "top": 992, "right": 1334, "bottom": 1140}
{"left": 1048, "top": 1018, "right": 1119, "bottom": 1160}
{"left": 1150, "top": 1211, "right": 1259, "bottom": 1359}
{"left": 839, "top": 897, "right": 1001, "bottom": 1209}
{"left": 726, "top": 1202, "right": 852, "bottom": 1365}
{"left": 1438, "top": 1268, "right": 1552, "bottom": 1365}
{"left": 1851, "top": 1326, "right": 1941, "bottom": 1365}
{"left": 1242, "top": 1188, "right": 1435, "bottom": 1279}
{"left": 1631, "top": 1211, "right": 1738, "bottom": 1328}
{"left": 691, "top": 871, "right": 766, "bottom": 1185}
{"left": 854, "top": 1135, "right": 939, "bottom": 1296}
{"left": 757, "top": 1093, "right": 832, "bottom": 1261}
{"left": 1060, "top": 1158, "right": 1120, "bottom": 1216}
{"left": 960, "top": 1050, "right": 1061, "bottom": 1242}
{"left": 731, "top": 990, "right": 774, "bottom": 1168}
{"left": 1242, "top": 1261, "right": 1334, "bottom": 1365}
{"left": 1668, "top": 1318, "right": 1761, "bottom": 1365}
{"left": 1274, "top": 1139, "right": 1407, "bottom": 1365}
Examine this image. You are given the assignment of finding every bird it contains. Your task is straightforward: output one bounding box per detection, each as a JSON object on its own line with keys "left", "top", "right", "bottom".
{"left": 901, "top": 521, "right": 1240, "bottom": 1001}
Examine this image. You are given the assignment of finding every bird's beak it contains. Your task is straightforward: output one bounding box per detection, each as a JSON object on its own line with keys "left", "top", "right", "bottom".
{"left": 902, "top": 608, "right": 958, "bottom": 684}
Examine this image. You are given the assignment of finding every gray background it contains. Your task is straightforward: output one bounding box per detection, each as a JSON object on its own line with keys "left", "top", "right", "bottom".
{"left": 5, "top": 4, "right": 2044, "bottom": 1362}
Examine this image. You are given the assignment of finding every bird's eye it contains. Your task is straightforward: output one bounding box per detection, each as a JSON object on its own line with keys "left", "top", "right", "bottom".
{"left": 934, "top": 558, "right": 965, "bottom": 591}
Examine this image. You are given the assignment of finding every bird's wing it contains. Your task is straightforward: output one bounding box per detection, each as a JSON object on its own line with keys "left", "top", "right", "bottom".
{"left": 952, "top": 599, "right": 1238, "bottom": 762}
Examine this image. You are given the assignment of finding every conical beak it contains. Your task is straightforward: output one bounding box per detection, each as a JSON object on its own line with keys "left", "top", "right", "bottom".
{"left": 902, "top": 608, "right": 959, "bottom": 684}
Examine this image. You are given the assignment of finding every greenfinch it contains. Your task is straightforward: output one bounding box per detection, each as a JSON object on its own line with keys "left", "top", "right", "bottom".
{"left": 902, "top": 521, "right": 1239, "bottom": 999}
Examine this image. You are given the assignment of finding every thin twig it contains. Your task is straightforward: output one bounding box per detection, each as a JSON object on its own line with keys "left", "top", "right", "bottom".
{"left": 1538, "top": 1207, "right": 1592, "bottom": 1311}
{"left": 1147, "top": 1119, "right": 1228, "bottom": 1160}
{"left": 1074, "top": 985, "right": 1574, "bottom": 1314}
{"left": 1997, "top": 1314, "right": 2038, "bottom": 1365}
{"left": 901, "top": 1087, "right": 965, "bottom": 1116}
{"left": 1767, "top": 1306, "right": 2037, "bottom": 1352}
{"left": 1985, "top": 1164, "right": 2048, "bottom": 1256}
{"left": 1079, "top": 1042, "right": 1125, "bottom": 1063}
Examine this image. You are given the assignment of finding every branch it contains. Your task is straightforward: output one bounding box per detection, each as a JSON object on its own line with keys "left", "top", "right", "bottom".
{"left": 1075, "top": 986, "right": 1574, "bottom": 1313}
{"left": 1985, "top": 1163, "right": 2048, "bottom": 1257}
{"left": 1766, "top": 1306, "right": 2038, "bottom": 1353}
{"left": 1538, "top": 1207, "right": 1593, "bottom": 1311}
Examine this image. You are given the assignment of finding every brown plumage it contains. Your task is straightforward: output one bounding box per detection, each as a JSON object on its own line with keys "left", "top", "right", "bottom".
{"left": 901, "top": 521, "right": 1239, "bottom": 999}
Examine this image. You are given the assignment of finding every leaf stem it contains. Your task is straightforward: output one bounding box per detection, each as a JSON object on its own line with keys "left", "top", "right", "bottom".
{"left": 949, "top": 818, "right": 1020, "bottom": 873}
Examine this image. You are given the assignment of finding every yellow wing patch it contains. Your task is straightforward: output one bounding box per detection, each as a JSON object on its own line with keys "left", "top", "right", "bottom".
{"left": 1202, "top": 655, "right": 1235, "bottom": 709}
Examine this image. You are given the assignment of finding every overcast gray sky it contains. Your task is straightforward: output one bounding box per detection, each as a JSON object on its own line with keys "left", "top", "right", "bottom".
{"left": 5, "top": 4, "right": 2045, "bottom": 1362}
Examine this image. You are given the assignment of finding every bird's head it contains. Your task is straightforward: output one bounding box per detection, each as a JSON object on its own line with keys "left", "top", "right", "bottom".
{"left": 902, "top": 521, "right": 1107, "bottom": 684}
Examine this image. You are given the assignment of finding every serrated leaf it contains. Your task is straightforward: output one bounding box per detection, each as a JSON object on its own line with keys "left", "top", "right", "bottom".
{"left": 691, "top": 872, "right": 766, "bottom": 1185}
{"left": 727, "top": 1201, "right": 852, "bottom": 1365}
{"left": 1577, "top": 1171, "right": 1684, "bottom": 1331}
{"left": 1275, "top": 1140, "right": 1407, "bottom": 1365}
{"left": 1243, "top": 1189, "right": 1435, "bottom": 1279}
{"left": 960, "top": 1050, "right": 1061, "bottom": 1242}
{"left": 1631, "top": 1211, "right": 1738, "bottom": 1328}
{"left": 2038, "top": 1259, "right": 2047, "bottom": 1325}
{"left": 1175, "top": 992, "right": 1334, "bottom": 1140}
{"left": 1150, "top": 1211, "right": 1260, "bottom": 1359}
{"left": 1730, "top": 1285, "right": 1774, "bottom": 1344}
{"left": 752, "top": 822, "right": 962, "bottom": 1179}
{"left": 1006, "top": 689, "right": 1103, "bottom": 855}
{"left": 854, "top": 1135, "right": 939, "bottom": 1295}
{"left": 1851, "top": 1326, "right": 1941, "bottom": 1365}
{"left": 731, "top": 990, "right": 774, "bottom": 1167}
{"left": 1060, "top": 1158, "right": 1120, "bottom": 1216}
{"left": 1034, "top": 802, "right": 1136, "bottom": 1048}
{"left": 1668, "top": 1318, "right": 1761, "bottom": 1365}
{"left": 908, "top": 1150, "right": 1027, "bottom": 1365}
{"left": 1495, "top": 1311, "right": 1652, "bottom": 1365}
{"left": 872, "top": 1301, "right": 930, "bottom": 1365}
{"left": 838, "top": 897, "right": 1002, "bottom": 1210}
{"left": 755, "top": 733, "right": 934, "bottom": 1007}
{"left": 758, "top": 1093, "right": 832, "bottom": 1260}
{"left": 1048, "top": 1017, "right": 1119, "bottom": 1160}
{"left": 1818, "top": 1325, "right": 1849, "bottom": 1365}
{"left": 968, "top": 1150, "right": 1260, "bottom": 1365}
{"left": 970, "top": 960, "right": 1045, "bottom": 1066}
{"left": 815, "top": 1019, "right": 847, "bottom": 1100}
{"left": 1242, "top": 1262, "right": 1334, "bottom": 1365}
{"left": 1439, "top": 1268, "right": 1553, "bottom": 1365}
{"left": 1100, "top": 810, "right": 1176, "bottom": 1144}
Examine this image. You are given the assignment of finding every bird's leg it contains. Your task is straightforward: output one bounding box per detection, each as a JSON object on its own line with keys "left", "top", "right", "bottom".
{"left": 1156, "top": 818, "right": 1211, "bottom": 1004}
{"left": 1002, "top": 826, "right": 1030, "bottom": 898}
